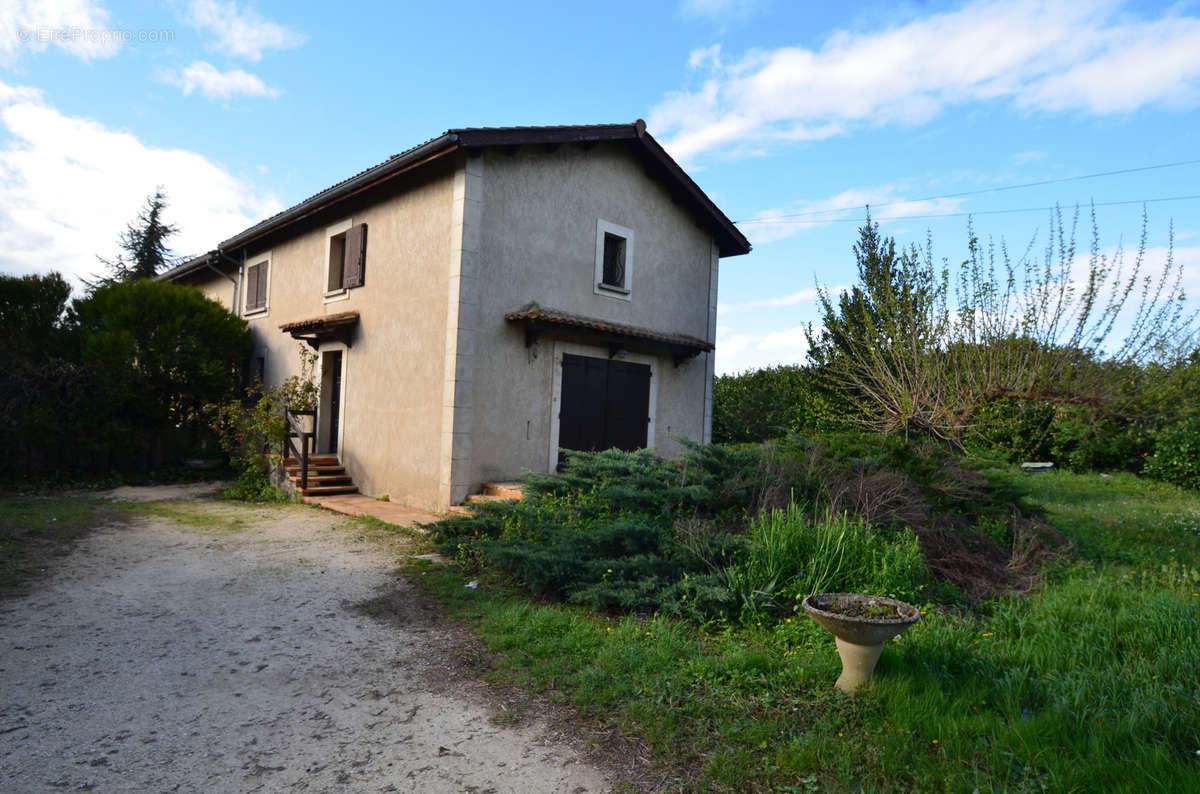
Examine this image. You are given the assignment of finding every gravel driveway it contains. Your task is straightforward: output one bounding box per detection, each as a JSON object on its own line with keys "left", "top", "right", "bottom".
{"left": 0, "top": 491, "right": 611, "bottom": 793}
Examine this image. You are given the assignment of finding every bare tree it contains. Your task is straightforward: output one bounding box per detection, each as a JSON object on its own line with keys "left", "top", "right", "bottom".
{"left": 807, "top": 207, "right": 1199, "bottom": 447}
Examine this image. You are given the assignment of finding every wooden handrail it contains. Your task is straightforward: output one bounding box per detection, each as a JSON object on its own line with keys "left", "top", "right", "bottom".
{"left": 282, "top": 407, "right": 316, "bottom": 491}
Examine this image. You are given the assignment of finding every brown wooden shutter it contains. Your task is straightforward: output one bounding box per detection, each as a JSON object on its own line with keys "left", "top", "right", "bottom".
{"left": 342, "top": 223, "right": 366, "bottom": 288}
{"left": 256, "top": 262, "right": 268, "bottom": 308}
{"left": 245, "top": 263, "right": 260, "bottom": 310}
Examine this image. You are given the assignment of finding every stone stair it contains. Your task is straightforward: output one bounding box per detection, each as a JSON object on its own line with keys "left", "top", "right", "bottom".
{"left": 449, "top": 481, "right": 524, "bottom": 515}
{"left": 283, "top": 454, "right": 359, "bottom": 496}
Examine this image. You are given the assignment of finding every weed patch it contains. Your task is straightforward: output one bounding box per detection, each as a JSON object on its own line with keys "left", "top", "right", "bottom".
{"left": 0, "top": 495, "right": 108, "bottom": 594}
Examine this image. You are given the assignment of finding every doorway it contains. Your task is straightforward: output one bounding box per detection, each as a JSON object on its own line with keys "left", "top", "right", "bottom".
{"left": 318, "top": 349, "right": 344, "bottom": 455}
{"left": 558, "top": 353, "right": 651, "bottom": 456}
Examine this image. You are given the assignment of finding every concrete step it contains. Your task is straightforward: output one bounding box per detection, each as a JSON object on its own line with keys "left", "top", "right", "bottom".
{"left": 299, "top": 485, "right": 359, "bottom": 496}
{"left": 482, "top": 481, "right": 524, "bottom": 499}
{"left": 288, "top": 474, "right": 352, "bottom": 486}
{"left": 284, "top": 454, "right": 357, "bottom": 498}
{"left": 283, "top": 455, "right": 340, "bottom": 466}
{"left": 465, "top": 493, "right": 513, "bottom": 504}
{"left": 285, "top": 465, "right": 346, "bottom": 476}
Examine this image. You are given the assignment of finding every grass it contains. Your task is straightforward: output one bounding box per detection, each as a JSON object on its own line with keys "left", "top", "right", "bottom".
{"left": 113, "top": 499, "right": 264, "bottom": 532}
{"left": 412, "top": 467, "right": 1200, "bottom": 792}
{"left": 0, "top": 495, "right": 108, "bottom": 594}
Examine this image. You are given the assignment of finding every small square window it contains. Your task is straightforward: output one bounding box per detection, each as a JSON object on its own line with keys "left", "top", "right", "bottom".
{"left": 327, "top": 232, "right": 347, "bottom": 292}
{"left": 594, "top": 219, "right": 634, "bottom": 300}
{"left": 602, "top": 233, "right": 626, "bottom": 288}
{"left": 244, "top": 258, "right": 269, "bottom": 313}
{"left": 325, "top": 220, "right": 367, "bottom": 296}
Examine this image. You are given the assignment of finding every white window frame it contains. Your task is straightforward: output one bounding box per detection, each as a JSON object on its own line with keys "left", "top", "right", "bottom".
{"left": 324, "top": 217, "right": 354, "bottom": 303}
{"left": 594, "top": 219, "right": 634, "bottom": 301}
{"left": 546, "top": 341, "right": 657, "bottom": 472}
{"left": 243, "top": 251, "right": 271, "bottom": 317}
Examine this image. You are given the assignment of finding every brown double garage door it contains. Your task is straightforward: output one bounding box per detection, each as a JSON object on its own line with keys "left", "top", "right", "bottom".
{"left": 558, "top": 353, "right": 651, "bottom": 454}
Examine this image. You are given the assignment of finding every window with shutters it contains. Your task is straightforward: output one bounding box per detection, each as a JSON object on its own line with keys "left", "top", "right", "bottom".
{"left": 594, "top": 219, "right": 633, "bottom": 300}
{"left": 325, "top": 218, "right": 367, "bottom": 300}
{"left": 244, "top": 255, "right": 270, "bottom": 315}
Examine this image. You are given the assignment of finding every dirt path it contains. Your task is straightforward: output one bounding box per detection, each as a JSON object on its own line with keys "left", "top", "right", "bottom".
{"left": 0, "top": 494, "right": 612, "bottom": 793}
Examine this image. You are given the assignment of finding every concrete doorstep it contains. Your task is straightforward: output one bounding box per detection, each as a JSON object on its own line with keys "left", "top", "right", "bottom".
{"left": 304, "top": 493, "right": 441, "bottom": 529}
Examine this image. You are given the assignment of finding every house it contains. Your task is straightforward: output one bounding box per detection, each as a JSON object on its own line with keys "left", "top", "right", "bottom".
{"left": 162, "top": 121, "right": 751, "bottom": 512}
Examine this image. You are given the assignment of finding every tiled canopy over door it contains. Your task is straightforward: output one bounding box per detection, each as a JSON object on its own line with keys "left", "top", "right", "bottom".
{"left": 558, "top": 353, "right": 651, "bottom": 454}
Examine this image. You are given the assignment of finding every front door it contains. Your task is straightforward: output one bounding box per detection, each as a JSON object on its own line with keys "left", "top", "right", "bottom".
{"left": 558, "top": 353, "right": 651, "bottom": 459}
{"left": 319, "top": 350, "right": 343, "bottom": 455}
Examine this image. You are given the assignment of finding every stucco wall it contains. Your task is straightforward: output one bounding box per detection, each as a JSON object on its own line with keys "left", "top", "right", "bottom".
{"left": 176, "top": 268, "right": 237, "bottom": 311}
{"left": 238, "top": 166, "right": 456, "bottom": 512}
{"left": 459, "top": 144, "right": 719, "bottom": 493}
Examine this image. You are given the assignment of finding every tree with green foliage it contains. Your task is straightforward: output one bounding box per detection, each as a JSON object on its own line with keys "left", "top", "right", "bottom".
{"left": 807, "top": 209, "right": 1199, "bottom": 448}
{"left": 0, "top": 272, "right": 72, "bottom": 360}
{"left": 0, "top": 272, "right": 81, "bottom": 475}
{"left": 712, "top": 365, "right": 847, "bottom": 443}
{"left": 68, "top": 279, "right": 250, "bottom": 467}
{"left": 89, "top": 188, "right": 179, "bottom": 286}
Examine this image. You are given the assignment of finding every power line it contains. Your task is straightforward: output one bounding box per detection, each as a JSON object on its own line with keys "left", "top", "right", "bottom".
{"left": 736, "top": 193, "right": 1200, "bottom": 226}
{"left": 733, "top": 158, "right": 1200, "bottom": 224}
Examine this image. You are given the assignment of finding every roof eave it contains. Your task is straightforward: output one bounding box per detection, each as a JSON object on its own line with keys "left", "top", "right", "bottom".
{"left": 158, "top": 251, "right": 220, "bottom": 282}
{"left": 210, "top": 121, "right": 749, "bottom": 261}
{"left": 219, "top": 132, "right": 459, "bottom": 253}
{"left": 635, "top": 130, "right": 751, "bottom": 257}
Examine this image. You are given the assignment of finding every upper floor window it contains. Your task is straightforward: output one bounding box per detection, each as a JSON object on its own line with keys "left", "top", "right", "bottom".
{"left": 244, "top": 255, "right": 269, "bottom": 314}
{"left": 594, "top": 219, "right": 633, "bottom": 300}
{"left": 326, "top": 219, "right": 367, "bottom": 297}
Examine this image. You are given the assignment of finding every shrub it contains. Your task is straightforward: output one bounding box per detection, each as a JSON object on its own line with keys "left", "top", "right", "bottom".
{"left": 480, "top": 519, "right": 683, "bottom": 610}
{"left": 712, "top": 365, "right": 848, "bottom": 444}
{"left": 207, "top": 344, "right": 318, "bottom": 493}
{"left": 221, "top": 467, "right": 292, "bottom": 502}
{"left": 433, "top": 447, "right": 767, "bottom": 618}
{"left": 1144, "top": 416, "right": 1200, "bottom": 490}
{"left": 725, "top": 502, "right": 927, "bottom": 621}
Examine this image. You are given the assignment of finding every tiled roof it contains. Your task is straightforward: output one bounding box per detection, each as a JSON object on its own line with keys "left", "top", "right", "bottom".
{"left": 279, "top": 311, "right": 360, "bottom": 333}
{"left": 209, "top": 121, "right": 749, "bottom": 258}
{"left": 504, "top": 302, "right": 713, "bottom": 355}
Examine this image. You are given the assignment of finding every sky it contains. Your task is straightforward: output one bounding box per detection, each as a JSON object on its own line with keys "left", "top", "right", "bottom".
{"left": 2, "top": 0, "right": 1199, "bottom": 374}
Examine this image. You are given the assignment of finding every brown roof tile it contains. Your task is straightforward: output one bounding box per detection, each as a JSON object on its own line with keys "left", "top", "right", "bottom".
{"left": 504, "top": 302, "right": 713, "bottom": 356}
{"left": 211, "top": 121, "right": 749, "bottom": 258}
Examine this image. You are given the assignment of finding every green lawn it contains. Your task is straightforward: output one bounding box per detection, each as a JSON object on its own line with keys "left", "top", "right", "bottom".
{"left": 413, "top": 468, "right": 1200, "bottom": 792}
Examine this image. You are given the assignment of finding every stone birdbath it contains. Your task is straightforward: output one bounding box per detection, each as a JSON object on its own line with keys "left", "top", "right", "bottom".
{"left": 802, "top": 593, "right": 920, "bottom": 692}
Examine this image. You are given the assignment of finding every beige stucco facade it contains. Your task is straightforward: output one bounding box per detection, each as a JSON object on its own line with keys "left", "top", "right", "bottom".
{"left": 176, "top": 131, "right": 741, "bottom": 512}
{"left": 461, "top": 145, "right": 719, "bottom": 495}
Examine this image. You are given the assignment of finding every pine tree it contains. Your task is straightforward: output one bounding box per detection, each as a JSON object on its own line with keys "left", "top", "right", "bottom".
{"left": 89, "top": 188, "right": 179, "bottom": 286}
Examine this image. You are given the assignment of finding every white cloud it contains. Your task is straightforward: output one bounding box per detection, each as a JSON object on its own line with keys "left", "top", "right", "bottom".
{"left": 738, "top": 184, "right": 966, "bottom": 244}
{"left": 0, "top": 81, "right": 282, "bottom": 289}
{"left": 160, "top": 60, "right": 280, "bottom": 99}
{"left": 688, "top": 44, "right": 722, "bottom": 70}
{"left": 186, "top": 0, "right": 305, "bottom": 62}
{"left": 719, "top": 287, "right": 824, "bottom": 314}
{"left": 715, "top": 324, "right": 810, "bottom": 374}
{"left": 0, "top": 0, "right": 119, "bottom": 61}
{"left": 651, "top": 0, "right": 1200, "bottom": 162}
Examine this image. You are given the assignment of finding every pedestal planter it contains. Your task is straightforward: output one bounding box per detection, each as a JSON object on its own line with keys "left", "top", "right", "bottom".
{"left": 802, "top": 593, "right": 920, "bottom": 692}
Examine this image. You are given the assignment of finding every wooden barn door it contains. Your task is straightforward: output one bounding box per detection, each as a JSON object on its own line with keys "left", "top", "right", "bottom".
{"left": 558, "top": 353, "right": 651, "bottom": 459}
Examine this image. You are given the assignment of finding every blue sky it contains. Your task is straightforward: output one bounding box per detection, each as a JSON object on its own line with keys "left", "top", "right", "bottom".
{"left": 3, "top": 0, "right": 1199, "bottom": 373}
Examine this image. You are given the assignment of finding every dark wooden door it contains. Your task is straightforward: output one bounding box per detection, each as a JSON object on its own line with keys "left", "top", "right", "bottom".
{"left": 328, "top": 351, "right": 342, "bottom": 453}
{"left": 559, "top": 354, "right": 650, "bottom": 456}
{"left": 604, "top": 360, "right": 651, "bottom": 451}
